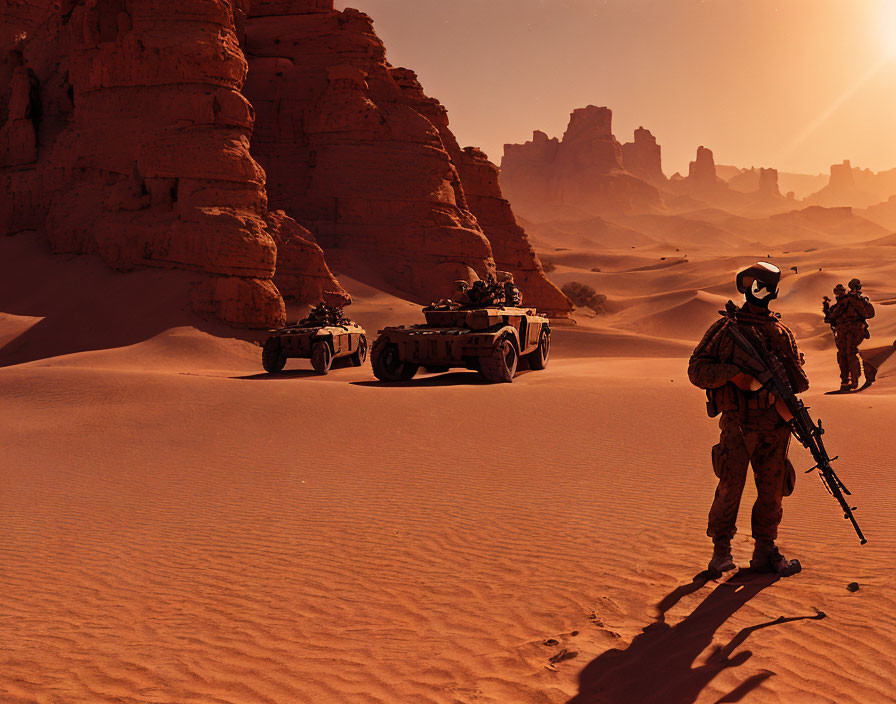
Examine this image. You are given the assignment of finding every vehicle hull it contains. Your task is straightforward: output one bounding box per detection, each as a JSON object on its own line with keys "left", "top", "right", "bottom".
{"left": 374, "top": 307, "right": 550, "bottom": 371}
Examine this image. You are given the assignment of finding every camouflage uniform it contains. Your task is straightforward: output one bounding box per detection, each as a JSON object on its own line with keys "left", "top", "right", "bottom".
{"left": 689, "top": 303, "right": 809, "bottom": 541}
{"left": 826, "top": 292, "right": 874, "bottom": 388}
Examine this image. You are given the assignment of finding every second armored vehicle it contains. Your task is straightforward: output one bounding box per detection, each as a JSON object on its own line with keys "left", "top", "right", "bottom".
{"left": 262, "top": 303, "right": 367, "bottom": 375}
{"left": 371, "top": 275, "right": 551, "bottom": 383}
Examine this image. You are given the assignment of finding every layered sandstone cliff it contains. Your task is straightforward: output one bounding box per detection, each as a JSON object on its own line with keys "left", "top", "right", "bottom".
{"left": 1, "top": 0, "right": 347, "bottom": 327}
{"left": 3, "top": 0, "right": 569, "bottom": 323}
{"left": 242, "top": 2, "right": 568, "bottom": 314}
{"left": 386, "top": 67, "right": 570, "bottom": 313}
{"left": 501, "top": 106, "right": 661, "bottom": 222}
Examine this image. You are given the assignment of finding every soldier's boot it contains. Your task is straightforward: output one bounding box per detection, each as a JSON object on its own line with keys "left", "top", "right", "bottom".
{"left": 849, "top": 353, "right": 862, "bottom": 390}
{"left": 750, "top": 539, "right": 801, "bottom": 577}
{"left": 707, "top": 536, "right": 736, "bottom": 577}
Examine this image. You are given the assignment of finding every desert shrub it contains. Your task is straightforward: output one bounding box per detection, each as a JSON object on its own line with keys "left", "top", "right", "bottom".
{"left": 561, "top": 281, "right": 607, "bottom": 313}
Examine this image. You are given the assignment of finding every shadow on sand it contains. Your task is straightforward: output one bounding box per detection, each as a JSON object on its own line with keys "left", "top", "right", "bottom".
{"left": 351, "top": 369, "right": 535, "bottom": 388}
{"left": 568, "top": 569, "right": 826, "bottom": 704}
{"left": 0, "top": 233, "right": 261, "bottom": 367}
{"left": 233, "top": 369, "right": 323, "bottom": 381}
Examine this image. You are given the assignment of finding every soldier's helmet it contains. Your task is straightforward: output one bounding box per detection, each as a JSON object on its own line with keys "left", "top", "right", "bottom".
{"left": 848, "top": 278, "right": 862, "bottom": 291}
{"left": 833, "top": 284, "right": 847, "bottom": 295}
{"left": 736, "top": 261, "right": 781, "bottom": 297}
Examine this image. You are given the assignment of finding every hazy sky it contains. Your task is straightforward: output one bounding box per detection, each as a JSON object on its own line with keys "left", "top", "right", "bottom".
{"left": 335, "top": 0, "right": 896, "bottom": 176}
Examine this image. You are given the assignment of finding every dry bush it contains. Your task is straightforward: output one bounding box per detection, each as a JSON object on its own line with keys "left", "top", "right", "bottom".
{"left": 561, "top": 281, "right": 607, "bottom": 313}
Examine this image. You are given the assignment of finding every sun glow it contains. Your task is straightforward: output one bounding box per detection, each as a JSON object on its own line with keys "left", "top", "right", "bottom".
{"left": 881, "top": 1, "right": 896, "bottom": 57}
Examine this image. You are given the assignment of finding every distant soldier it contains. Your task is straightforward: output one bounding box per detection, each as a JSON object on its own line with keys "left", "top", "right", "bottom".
{"left": 689, "top": 262, "right": 807, "bottom": 577}
{"left": 302, "top": 302, "right": 330, "bottom": 326}
{"left": 466, "top": 279, "right": 491, "bottom": 307}
{"left": 824, "top": 278, "right": 875, "bottom": 392}
{"left": 498, "top": 271, "right": 523, "bottom": 307}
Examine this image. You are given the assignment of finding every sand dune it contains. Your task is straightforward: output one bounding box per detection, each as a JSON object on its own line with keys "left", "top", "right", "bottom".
{"left": 3, "top": 226, "right": 896, "bottom": 704}
{"left": 2, "top": 351, "right": 895, "bottom": 704}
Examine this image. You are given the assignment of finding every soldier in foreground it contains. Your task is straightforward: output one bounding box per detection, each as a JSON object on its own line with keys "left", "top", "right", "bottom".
{"left": 823, "top": 279, "right": 875, "bottom": 392}
{"left": 689, "top": 263, "right": 808, "bottom": 577}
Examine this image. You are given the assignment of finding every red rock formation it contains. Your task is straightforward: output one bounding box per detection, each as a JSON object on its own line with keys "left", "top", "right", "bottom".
{"left": 621, "top": 127, "right": 665, "bottom": 185}
{"left": 500, "top": 106, "right": 661, "bottom": 222}
{"left": 727, "top": 166, "right": 781, "bottom": 198}
{"left": 687, "top": 146, "right": 722, "bottom": 195}
{"left": 0, "top": 0, "right": 347, "bottom": 327}
{"left": 242, "top": 3, "right": 569, "bottom": 314}
{"left": 243, "top": 4, "right": 493, "bottom": 305}
{"left": 453, "top": 146, "right": 571, "bottom": 314}
{"left": 726, "top": 167, "right": 760, "bottom": 193}
{"left": 805, "top": 160, "right": 878, "bottom": 209}
{"left": 659, "top": 145, "right": 742, "bottom": 210}
{"left": 758, "top": 168, "right": 780, "bottom": 198}
{"left": 387, "top": 67, "right": 570, "bottom": 315}
{"left": 4, "top": 0, "right": 568, "bottom": 323}
{"left": 0, "top": 0, "right": 53, "bottom": 48}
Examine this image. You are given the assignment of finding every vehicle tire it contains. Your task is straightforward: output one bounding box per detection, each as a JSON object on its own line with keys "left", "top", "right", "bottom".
{"left": 479, "top": 334, "right": 518, "bottom": 383}
{"left": 311, "top": 341, "right": 333, "bottom": 375}
{"left": 351, "top": 335, "right": 369, "bottom": 367}
{"left": 261, "top": 338, "right": 287, "bottom": 373}
{"left": 371, "top": 338, "right": 418, "bottom": 381}
{"left": 526, "top": 329, "right": 550, "bottom": 370}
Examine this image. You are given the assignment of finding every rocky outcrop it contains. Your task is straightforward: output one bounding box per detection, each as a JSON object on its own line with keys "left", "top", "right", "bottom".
{"left": 243, "top": 5, "right": 494, "bottom": 305}
{"left": 806, "top": 160, "right": 879, "bottom": 209}
{"left": 385, "top": 67, "right": 570, "bottom": 315}
{"left": 265, "top": 209, "right": 349, "bottom": 307}
{"left": 1, "top": 0, "right": 347, "bottom": 328}
{"left": 3, "top": 0, "right": 568, "bottom": 324}
{"left": 242, "top": 3, "right": 568, "bottom": 314}
{"left": 500, "top": 106, "right": 661, "bottom": 222}
{"left": 621, "top": 127, "right": 665, "bottom": 185}
{"left": 726, "top": 167, "right": 760, "bottom": 193}
{"left": 687, "top": 146, "right": 722, "bottom": 196}
{"left": 758, "top": 168, "right": 780, "bottom": 198}
{"left": 0, "top": 0, "right": 53, "bottom": 48}
{"left": 452, "top": 147, "right": 571, "bottom": 315}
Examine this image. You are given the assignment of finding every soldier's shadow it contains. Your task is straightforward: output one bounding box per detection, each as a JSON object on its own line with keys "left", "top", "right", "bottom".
{"left": 568, "top": 570, "right": 825, "bottom": 704}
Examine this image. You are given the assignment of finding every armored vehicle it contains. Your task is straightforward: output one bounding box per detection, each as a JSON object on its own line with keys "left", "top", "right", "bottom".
{"left": 262, "top": 303, "right": 368, "bottom": 375}
{"left": 371, "top": 275, "right": 551, "bottom": 383}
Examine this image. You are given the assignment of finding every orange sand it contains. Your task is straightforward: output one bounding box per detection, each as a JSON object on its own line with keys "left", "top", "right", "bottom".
{"left": 2, "top": 230, "right": 895, "bottom": 703}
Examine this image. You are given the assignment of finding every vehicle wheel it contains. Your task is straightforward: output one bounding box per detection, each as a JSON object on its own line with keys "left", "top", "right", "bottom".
{"left": 371, "top": 338, "right": 418, "bottom": 381}
{"left": 527, "top": 329, "right": 550, "bottom": 370}
{"left": 311, "top": 341, "right": 333, "bottom": 375}
{"left": 479, "top": 334, "right": 518, "bottom": 383}
{"left": 261, "top": 338, "right": 287, "bottom": 373}
{"left": 351, "top": 335, "right": 369, "bottom": 367}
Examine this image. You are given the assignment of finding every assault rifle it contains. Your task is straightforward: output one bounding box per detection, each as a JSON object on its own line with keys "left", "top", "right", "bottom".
{"left": 722, "top": 312, "right": 867, "bottom": 545}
